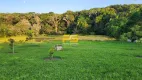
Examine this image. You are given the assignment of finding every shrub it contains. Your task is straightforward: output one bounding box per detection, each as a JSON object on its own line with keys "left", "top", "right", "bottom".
{"left": 136, "top": 38, "right": 142, "bottom": 43}
{"left": 48, "top": 47, "right": 55, "bottom": 59}
{"left": 89, "top": 32, "right": 95, "bottom": 35}
{"left": 8, "top": 38, "right": 15, "bottom": 54}
{"left": 26, "top": 29, "right": 33, "bottom": 40}
{"left": 120, "top": 33, "right": 128, "bottom": 41}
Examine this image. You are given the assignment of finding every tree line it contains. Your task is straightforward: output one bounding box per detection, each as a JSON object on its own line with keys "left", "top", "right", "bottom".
{"left": 0, "top": 4, "right": 142, "bottom": 42}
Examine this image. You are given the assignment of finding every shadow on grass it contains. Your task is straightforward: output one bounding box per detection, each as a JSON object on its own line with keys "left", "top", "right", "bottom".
{"left": 44, "top": 56, "right": 62, "bottom": 61}
{"left": 125, "top": 48, "right": 136, "bottom": 50}
{"left": 135, "top": 55, "right": 142, "bottom": 58}
{"left": 19, "top": 44, "right": 41, "bottom": 48}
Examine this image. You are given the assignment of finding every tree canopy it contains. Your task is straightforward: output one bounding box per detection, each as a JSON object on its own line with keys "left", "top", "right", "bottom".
{"left": 0, "top": 4, "right": 142, "bottom": 41}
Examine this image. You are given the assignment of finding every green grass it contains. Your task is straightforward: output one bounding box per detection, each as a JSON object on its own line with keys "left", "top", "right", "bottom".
{"left": 0, "top": 41, "right": 142, "bottom": 80}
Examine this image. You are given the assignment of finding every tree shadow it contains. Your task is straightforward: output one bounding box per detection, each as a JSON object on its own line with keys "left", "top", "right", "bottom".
{"left": 135, "top": 55, "right": 142, "bottom": 58}
{"left": 44, "top": 56, "right": 62, "bottom": 61}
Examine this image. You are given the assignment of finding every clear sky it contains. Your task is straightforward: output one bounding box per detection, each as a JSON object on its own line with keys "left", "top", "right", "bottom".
{"left": 0, "top": 0, "right": 142, "bottom": 13}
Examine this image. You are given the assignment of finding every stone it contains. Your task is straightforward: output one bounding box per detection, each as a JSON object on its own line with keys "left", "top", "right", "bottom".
{"left": 55, "top": 44, "right": 63, "bottom": 51}
{"left": 127, "top": 39, "right": 131, "bottom": 42}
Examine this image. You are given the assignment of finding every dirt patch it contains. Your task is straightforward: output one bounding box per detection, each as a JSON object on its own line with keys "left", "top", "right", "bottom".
{"left": 135, "top": 55, "right": 142, "bottom": 58}
{"left": 44, "top": 56, "right": 62, "bottom": 61}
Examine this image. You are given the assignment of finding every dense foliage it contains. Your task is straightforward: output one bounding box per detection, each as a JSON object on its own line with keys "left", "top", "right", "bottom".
{"left": 0, "top": 4, "right": 142, "bottom": 41}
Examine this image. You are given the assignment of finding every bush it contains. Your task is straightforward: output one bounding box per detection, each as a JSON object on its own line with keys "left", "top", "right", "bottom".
{"left": 136, "top": 38, "right": 142, "bottom": 43}
{"left": 48, "top": 47, "right": 55, "bottom": 59}
{"left": 89, "top": 32, "right": 95, "bottom": 35}
{"left": 120, "top": 33, "right": 128, "bottom": 41}
{"left": 26, "top": 29, "right": 33, "bottom": 40}
{"left": 8, "top": 38, "right": 15, "bottom": 54}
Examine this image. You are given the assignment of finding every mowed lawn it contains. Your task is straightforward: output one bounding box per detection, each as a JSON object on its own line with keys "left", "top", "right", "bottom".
{"left": 0, "top": 41, "right": 142, "bottom": 80}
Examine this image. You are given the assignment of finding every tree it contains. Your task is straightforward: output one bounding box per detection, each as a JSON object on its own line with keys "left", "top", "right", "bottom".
{"left": 77, "top": 16, "right": 89, "bottom": 34}
{"left": 40, "top": 24, "right": 53, "bottom": 34}
{"left": 43, "top": 12, "right": 60, "bottom": 34}
{"left": 126, "top": 25, "right": 142, "bottom": 42}
{"left": 48, "top": 47, "right": 55, "bottom": 60}
{"left": 62, "top": 10, "right": 75, "bottom": 27}
{"left": 106, "top": 17, "right": 128, "bottom": 38}
{"left": 120, "top": 8, "right": 142, "bottom": 42}
{"left": 32, "top": 16, "right": 41, "bottom": 36}
{"left": 26, "top": 28, "right": 34, "bottom": 40}
{"left": 8, "top": 38, "right": 15, "bottom": 54}
{"left": 0, "top": 24, "right": 9, "bottom": 38}
{"left": 15, "top": 19, "right": 31, "bottom": 35}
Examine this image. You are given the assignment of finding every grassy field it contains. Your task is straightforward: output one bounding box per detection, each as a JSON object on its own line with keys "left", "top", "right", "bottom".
{"left": 0, "top": 41, "right": 142, "bottom": 80}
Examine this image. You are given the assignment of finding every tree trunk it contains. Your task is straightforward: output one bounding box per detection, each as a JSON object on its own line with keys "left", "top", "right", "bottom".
{"left": 54, "top": 22, "right": 58, "bottom": 33}
{"left": 55, "top": 25, "right": 58, "bottom": 33}
{"left": 63, "top": 18, "right": 70, "bottom": 27}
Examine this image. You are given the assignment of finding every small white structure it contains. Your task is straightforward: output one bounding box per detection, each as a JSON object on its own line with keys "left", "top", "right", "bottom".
{"left": 55, "top": 44, "right": 63, "bottom": 51}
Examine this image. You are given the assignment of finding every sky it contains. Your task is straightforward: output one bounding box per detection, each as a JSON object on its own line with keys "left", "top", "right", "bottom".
{"left": 0, "top": 0, "right": 142, "bottom": 13}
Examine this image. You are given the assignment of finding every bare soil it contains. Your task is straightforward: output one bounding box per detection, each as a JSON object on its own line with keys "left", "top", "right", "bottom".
{"left": 44, "top": 56, "right": 62, "bottom": 61}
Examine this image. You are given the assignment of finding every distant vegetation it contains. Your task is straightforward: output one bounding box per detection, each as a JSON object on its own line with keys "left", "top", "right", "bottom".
{"left": 0, "top": 4, "right": 142, "bottom": 42}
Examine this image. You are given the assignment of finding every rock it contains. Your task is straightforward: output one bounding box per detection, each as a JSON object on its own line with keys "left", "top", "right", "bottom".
{"left": 127, "top": 39, "right": 131, "bottom": 42}
{"left": 55, "top": 44, "right": 63, "bottom": 51}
